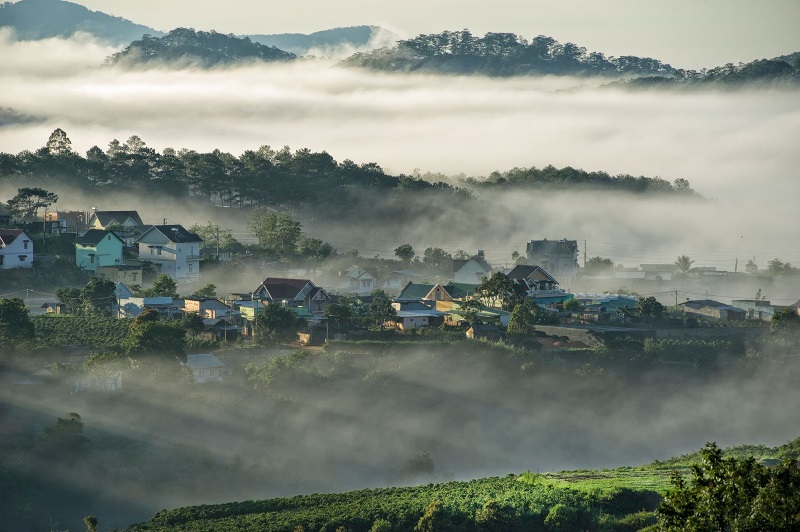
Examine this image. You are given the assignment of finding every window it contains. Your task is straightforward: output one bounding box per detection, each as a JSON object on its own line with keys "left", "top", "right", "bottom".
{"left": 198, "top": 370, "right": 205, "bottom": 379}
{"left": 132, "top": 273, "right": 138, "bottom": 282}
{"left": 23, "top": 240, "right": 29, "bottom": 249}
{"left": 19, "top": 255, "right": 27, "bottom": 261}
{"left": 188, "top": 264, "right": 193, "bottom": 273}
{"left": 156, "top": 248, "right": 162, "bottom": 256}
{"left": 209, "top": 369, "right": 215, "bottom": 377}
{"left": 90, "top": 255, "right": 95, "bottom": 264}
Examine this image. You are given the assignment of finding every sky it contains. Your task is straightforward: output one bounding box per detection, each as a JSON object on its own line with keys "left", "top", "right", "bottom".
{"left": 68, "top": 0, "right": 800, "bottom": 69}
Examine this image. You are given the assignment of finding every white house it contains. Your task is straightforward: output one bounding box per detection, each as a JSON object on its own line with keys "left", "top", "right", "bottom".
{"left": 186, "top": 353, "right": 225, "bottom": 384}
{"left": 0, "top": 229, "right": 33, "bottom": 269}
{"left": 452, "top": 250, "right": 492, "bottom": 284}
{"left": 341, "top": 265, "right": 378, "bottom": 295}
{"left": 137, "top": 225, "right": 202, "bottom": 281}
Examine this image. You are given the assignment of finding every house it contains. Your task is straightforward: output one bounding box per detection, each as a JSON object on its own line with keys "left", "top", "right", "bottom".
{"left": 44, "top": 210, "right": 87, "bottom": 234}
{"left": 88, "top": 210, "right": 144, "bottom": 230}
{"left": 202, "top": 318, "right": 240, "bottom": 341}
{"left": 252, "top": 277, "right": 330, "bottom": 315}
{"left": 679, "top": 299, "right": 747, "bottom": 321}
{"left": 452, "top": 250, "right": 493, "bottom": 284}
{"left": 340, "top": 265, "right": 379, "bottom": 295}
{"left": 137, "top": 225, "right": 202, "bottom": 281}
{"left": 0, "top": 229, "right": 33, "bottom": 269}
{"left": 525, "top": 238, "right": 579, "bottom": 286}
{"left": 41, "top": 302, "right": 65, "bottom": 314}
{"left": 186, "top": 353, "right": 225, "bottom": 384}
{"left": 396, "top": 282, "right": 478, "bottom": 303}
{"left": 393, "top": 302, "right": 447, "bottom": 329}
{"left": 97, "top": 263, "right": 143, "bottom": 285}
{"left": 183, "top": 298, "right": 238, "bottom": 320}
{"left": 88, "top": 210, "right": 145, "bottom": 245}
{"left": 506, "top": 264, "right": 569, "bottom": 305}
{"left": 117, "top": 296, "right": 184, "bottom": 319}
{"left": 615, "top": 264, "right": 679, "bottom": 281}
{"left": 75, "top": 229, "right": 125, "bottom": 272}
{"left": 730, "top": 299, "right": 786, "bottom": 321}
{"left": 383, "top": 269, "right": 425, "bottom": 291}
{"left": 466, "top": 323, "right": 505, "bottom": 341}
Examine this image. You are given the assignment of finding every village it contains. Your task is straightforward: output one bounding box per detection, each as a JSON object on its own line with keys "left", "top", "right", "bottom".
{"left": 2, "top": 207, "right": 799, "bottom": 390}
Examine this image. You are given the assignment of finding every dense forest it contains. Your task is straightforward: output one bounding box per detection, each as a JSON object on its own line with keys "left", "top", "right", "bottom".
{"left": 462, "top": 166, "right": 698, "bottom": 196}
{"left": 108, "top": 28, "right": 296, "bottom": 67}
{"left": 0, "top": 130, "right": 697, "bottom": 221}
{"left": 341, "top": 30, "right": 675, "bottom": 77}
{"left": 612, "top": 58, "right": 800, "bottom": 88}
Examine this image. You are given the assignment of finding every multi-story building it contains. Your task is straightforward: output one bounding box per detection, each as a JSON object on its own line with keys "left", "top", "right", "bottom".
{"left": 136, "top": 225, "right": 202, "bottom": 280}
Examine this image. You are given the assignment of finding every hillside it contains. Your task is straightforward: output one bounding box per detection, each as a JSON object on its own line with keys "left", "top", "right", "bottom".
{"left": 342, "top": 30, "right": 674, "bottom": 77}
{"left": 0, "top": 0, "right": 161, "bottom": 44}
{"left": 612, "top": 57, "right": 800, "bottom": 88}
{"left": 108, "top": 27, "right": 296, "bottom": 67}
{"left": 127, "top": 436, "right": 800, "bottom": 531}
{"left": 247, "top": 25, "right": 397, "bottom": 57}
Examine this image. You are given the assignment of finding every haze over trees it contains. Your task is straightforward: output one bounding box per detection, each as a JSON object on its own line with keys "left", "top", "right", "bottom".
{"left": 108, "top": 28, "right": 296, "bottom": 67}
{"left": 343, "top": 30, "right": 675, "bottom": 77}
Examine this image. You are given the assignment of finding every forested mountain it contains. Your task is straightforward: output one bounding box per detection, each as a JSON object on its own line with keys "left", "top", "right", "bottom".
{"left": 0, "top": 130, "right": 697, "bottom": 218}
{"left": 246, "top": 25, "right": 396, "bottom": 56}
{"left": 613, "top": 57, "right": 800, "bottom": 88}
{"left": 108, "top": 28, "right": 295, "bottom": 67}
{"left": 462, "top": 165, "right": 699, "bottom": 196}
{"left": 0, "top": 0, "right": 161, "bottom": 44}
{"left": 342, "top": 30, "right": 674, "bottom": 77}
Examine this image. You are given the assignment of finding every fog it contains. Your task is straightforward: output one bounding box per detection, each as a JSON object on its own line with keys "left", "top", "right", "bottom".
{"left": 2, "top": 32, "right": 800, "bottom": 527}
{"left": 1, "top": 34, "right": 799, "bottom": 270}
{"left": 2, "top": 343, "right": 800, "bottom": 529}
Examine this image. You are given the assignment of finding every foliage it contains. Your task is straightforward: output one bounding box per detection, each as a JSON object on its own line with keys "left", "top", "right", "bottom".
{"left": 368, "top": 289, "right": 397, "bottom": 330}
{"left": 463, "top": 164, "right": 698, "bottom": 196}
{"left": 32, "top": 315, "right": 131, "bottom": 349}
{"left": 422, "top": 246, "right": 452, "bottom": 271}
{"left": 189, "top": 283, "right": 217, "bottom": 299}
{"left": 42, "top": 412, "right": 88, "bottom": 452}
{"left": 394, "top": 243, "right": 415, "bottom": 264}
{"left": 109, "top": 27, "right": 296, "bottom": 67}
{"left": 619, "top": 58, "right": 800, "bottom": 88}
{"left": 189, "top": 222, "right": 241, "bottom": 257}
{"left": 767, "top": 258, "right": 798, "bottom": 277}
{"left": 657, "top": 442, "right": 800, "bottom": 531}
{"left": 72, "top": 275, "right": 116, "bottom": 315}
{"left": 563, "top": 298, "right": 581, "bottom": 311}
{"left": 138, "top": 274, "right": 179, "bottom": 298}
{"left": 584, "top": 256, "right": 614, "bottom": 275}
{"left": 344, "top": 30, "right": 675, "bottom": 77}
{"left": 476, "top": 271, "right": 512, "bottom": 308}
{"left": 635, "top": 296, "right": 664, "bottom": 321}
{"left": 770, "top": 307, "right": 800, "bottom": 343}
{"left": 123, "top": 320, "right": 186, "bottom": 358}
{"left": 674, "top": 255, "right": 694, "bottom": 275}
{"left": 5, "top": 186, "right": 58, "bottom": 220}
{"left": 0, "top": 297, "right": 34, "bottom": 353}
{"left": 254, "top": 303, "right": 303, "bottom": 345}
{"left": 249, "top": 211, "right": 303, "bottom": 259}
{"left": 324, "top": 296, "right": 365, "bottom": 333}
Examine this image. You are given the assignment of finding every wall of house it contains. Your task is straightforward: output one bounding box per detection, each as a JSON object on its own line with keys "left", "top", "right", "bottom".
{"left": 0, "top": 232, "right": 33, "bottom": 269}
{"left": 193, "top": 368, "right": 224, "bottom": 384}
{"left": 454, "top": 260, "right": 490, "bottom": 284}
{"left": 139, "top": 236, "right": 201, "bottom": 280}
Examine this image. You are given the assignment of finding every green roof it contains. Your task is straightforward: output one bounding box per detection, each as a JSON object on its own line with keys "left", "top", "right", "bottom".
{"left": 397, "top": 283, "right": 435, "bottom": 299}
{"left": 444, "top": 282, "right": 479, "bottom": 299}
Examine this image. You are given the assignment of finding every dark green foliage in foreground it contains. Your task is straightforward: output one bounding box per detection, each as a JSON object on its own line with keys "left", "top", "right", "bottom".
{"left": 32, "top": 314, "right": 132, "bottom": 349}
{"left": 109, "top": 27, "right": 296, "bottom": 67}
{"left": 0, "top": 297, "right": 34, "bottom": 353}
{"left": 128, "top": 474, "right": 659, "bottom": 531}
{"left": 658, "top": 443, "right": 800, "bottom": 531}
{"left": 343, "top": 30, "right": 674, "bottom": 77}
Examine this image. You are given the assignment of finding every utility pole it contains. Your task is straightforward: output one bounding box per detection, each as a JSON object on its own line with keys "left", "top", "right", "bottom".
{"left": 583, "top": 240, "right": 587, "bottom": 268}
{"left": 675, "top": 290, "right": 678, "bottom": 309}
